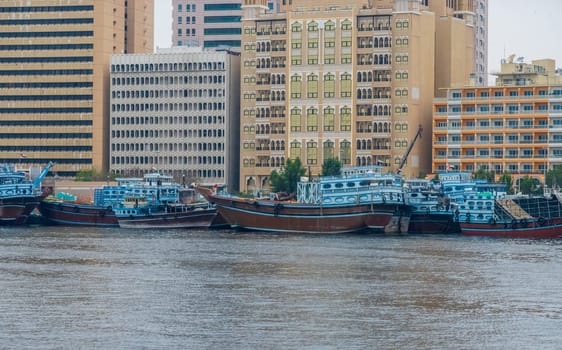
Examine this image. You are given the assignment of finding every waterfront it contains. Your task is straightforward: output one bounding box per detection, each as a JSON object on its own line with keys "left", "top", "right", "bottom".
{"left": 1, "top": 227, "right": 561, "bottom": 349}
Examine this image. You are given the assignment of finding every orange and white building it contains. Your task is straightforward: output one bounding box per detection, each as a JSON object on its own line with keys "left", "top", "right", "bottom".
{"left": 433, "top": 57, "right": 562, "bottom": 183}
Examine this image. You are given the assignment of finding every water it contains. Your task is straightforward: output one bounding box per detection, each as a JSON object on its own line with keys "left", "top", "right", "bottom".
{"left": 0, "top": 226, "right": 561, "bottom": 349}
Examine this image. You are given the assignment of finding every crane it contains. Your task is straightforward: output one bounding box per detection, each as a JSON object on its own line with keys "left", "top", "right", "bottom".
{"left": 396, "top": 125, "right": 422, "bottom": 175}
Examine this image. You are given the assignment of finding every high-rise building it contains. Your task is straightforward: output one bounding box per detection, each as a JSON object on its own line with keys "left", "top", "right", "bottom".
{"left": 238, "top": 0, "right": 476, "bottom": 193}
{"left": 473, "top": 0, "right": 488, "bottom": 85}
{"left": 171, "top": 0, "right": 280, "bottom": 50}
{"left": 433, "top": 58, "right": 562, "bottom": 181}
{"left": 109, "top": 47, "right": 241, "bottom": 190}
{"left": 0, "top": 1, "right": 153, "bottom": 176}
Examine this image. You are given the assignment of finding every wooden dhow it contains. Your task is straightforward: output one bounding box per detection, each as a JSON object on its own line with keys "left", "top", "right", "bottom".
{"left": 457, "top": 188, "right": 562, "bottom": 239}
{"left": 0, "top": 161, "right": 54, "bottom": 225}
{"left": 198, "top": 166, "right": 412, "bottom": 234}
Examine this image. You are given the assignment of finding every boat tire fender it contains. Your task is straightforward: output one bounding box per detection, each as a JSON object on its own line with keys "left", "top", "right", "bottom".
{"left": 538, "top": 217, "right": 546, "bottom": 226}
{"left": 488, "top": 217, "right": 496, "bottom": 225}
{"left": 511, "top": 218, "right": 517, "bottom": 229}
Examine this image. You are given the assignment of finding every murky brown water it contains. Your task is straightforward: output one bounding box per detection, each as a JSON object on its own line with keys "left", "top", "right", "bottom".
{"left": 0, "top": 226, "right": 561, "bottom": 349}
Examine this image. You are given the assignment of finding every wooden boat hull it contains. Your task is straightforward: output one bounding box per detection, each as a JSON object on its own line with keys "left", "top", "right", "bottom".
{"left": 117, "top": 208, "right": 218, "bottom": 229}
{"left": 39, "top": 201, "right": 119, "bottom": 227}
{"left": 0, "top": 195, "right": 43, "bottom": 225}
{"left": 460, "top": 218, "right": 562, "bottom": 239}
{"left": 205, "top": 193, "right": 408, "bottom": 234}
{"left": 409, "top": 213, "right": 461, "bottom": 234}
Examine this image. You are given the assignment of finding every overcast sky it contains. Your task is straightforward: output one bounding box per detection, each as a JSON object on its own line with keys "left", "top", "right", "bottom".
{"left": 153, "top": 0, "right": 562, "bottom": 81}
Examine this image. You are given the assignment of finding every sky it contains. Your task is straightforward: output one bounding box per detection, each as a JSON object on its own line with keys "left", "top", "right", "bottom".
{"left": 153, "top": 0, "right": 562, "bottom": 82}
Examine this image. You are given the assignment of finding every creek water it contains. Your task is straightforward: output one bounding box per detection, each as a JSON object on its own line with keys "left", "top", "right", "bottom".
{"left": 0, "top": 226, "right": 561, "bottom": 349}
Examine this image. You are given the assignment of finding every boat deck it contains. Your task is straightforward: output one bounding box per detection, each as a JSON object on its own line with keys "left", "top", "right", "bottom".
{"left": 496, "top": 199, "right": 533, "bottom": 220}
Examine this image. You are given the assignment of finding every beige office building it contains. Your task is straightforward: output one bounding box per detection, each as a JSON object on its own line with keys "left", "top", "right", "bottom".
{"left": 433, "top": 58, "right": 562, "bottom": 183}
{"left": 239, "top": 0, "right": 475, "bottom": 193}
{"left": 0, "top": 1, "right": 153, "bottom": 176}
{"left": 109, "top": 47, "right": 241, "bottom": 190}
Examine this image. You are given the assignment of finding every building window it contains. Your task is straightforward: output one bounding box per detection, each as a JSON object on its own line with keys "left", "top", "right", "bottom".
{"left": 340, "top": 73, "right": 351, "bottom": 97}
{"left": 340, "top": 106, "right": 351, "bottom": 131}
{"left": 307, "top": 74, "right": 318, "bottom": 98}
{"left": 308, "top": 21, "right": 318, "bottom": 32}
{"left": 323, "top": 140, "right": 334, "bottom": 160}
{"left": 340, "top": 140, "right": 351, "bottom": 164}
{"left": 324, "top": 107, "right": 335, "bottom": 131}
{"left": 341, "top": 53, "right": 352, "bottom": 64}
{"left": 290, "top": 74, "right": 301, "bottom": 98}
{"left": 307, "top": 107, "right": 318, "bottom": 131}
{"left": 290, "top": 107, "right": 301, "bottom": 132}
{"left": 324, "top": 55, "right": 335, "bottom": 64}
{"left": 324, "top": 73, "right": 335, "bottom": 98}
{"left": 290, "top": 141, "right": 301, "bottom": 159}
{"left": 307, "top": 141, "right": 318, "bottom": 164}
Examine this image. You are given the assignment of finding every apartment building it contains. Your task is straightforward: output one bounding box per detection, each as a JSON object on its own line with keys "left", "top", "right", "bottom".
{"left": 238, "top": 0, "right": 476, "bottom": 193}
{"left": 109, "top": 47, "right": 241, "bottom": 190}
{"left": 433, "top": 58, "right": 562, "bottom": 182}
{"left": 472, "top": 0, "right": 488, "bottom": 86}
{"left": 0, "top": 1, "right": 153, "bottom": 176}
{"left": 172, "top": 0, "right": 280, "bottom": 50}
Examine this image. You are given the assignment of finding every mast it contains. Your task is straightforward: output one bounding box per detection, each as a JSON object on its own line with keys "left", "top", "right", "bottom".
{"left": 396, "top": 125, "right": 423, "bottom": 175}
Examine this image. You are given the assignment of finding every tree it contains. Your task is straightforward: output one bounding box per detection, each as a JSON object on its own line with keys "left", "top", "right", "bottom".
{"left": 498, "top": 172, "right": 514, "bottom": 195}
{"left": 75, "top": 169, "right": 114, "bottom": 181}
{"left": 519, "top": 176, "right": 542, "bottom": 196}
{"left": 321, "top": 158, "right": 342, "bottom": 177}
{"left": 473, "top": 168, "right": 495, "bottom": 182}
{"left": 269, "top": 157, "right": 306, "bottom": 194}
{"left": 545, "top": 167, "right": 562, "bottom": 189}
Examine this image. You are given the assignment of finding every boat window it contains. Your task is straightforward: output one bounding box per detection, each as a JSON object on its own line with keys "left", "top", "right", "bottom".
{"left": 335, "top": 183, "right": 344, "bottom": 188}
{"left": 359, "top": 180, "right": 370, "bottom": 186}
{"left": 347, "top": 182, "right": 355, "bottom": 187}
